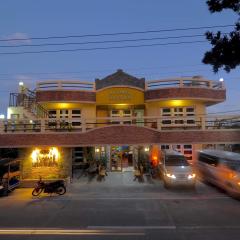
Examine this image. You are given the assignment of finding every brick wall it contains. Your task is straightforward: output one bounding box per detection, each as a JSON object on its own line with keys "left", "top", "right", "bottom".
{"left": 36, "top": 90, "right": 96, "bottom": 103}
{"left": 0, "top": 126, "right": 239, "bottom": 147}
{"left": 145, "top": 88, "right": 226, "bottom": 103}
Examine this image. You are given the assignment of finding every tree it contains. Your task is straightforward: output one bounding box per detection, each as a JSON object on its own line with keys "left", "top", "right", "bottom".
{"left": 202, "top": 0, "right": 240, "bottom": 72}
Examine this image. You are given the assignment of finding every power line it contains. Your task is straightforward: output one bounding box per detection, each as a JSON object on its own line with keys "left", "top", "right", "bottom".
{"left": 0, "top": 24, "right": 234, "bottom": 42}
{"left": 0, "top": 40, "right": 207, "bottom": 55}
{"left": 0, "top": 33, "right": 208, "bottom": 48}
{"left": 0, "top": 64, "right": 204, "bottom": 76}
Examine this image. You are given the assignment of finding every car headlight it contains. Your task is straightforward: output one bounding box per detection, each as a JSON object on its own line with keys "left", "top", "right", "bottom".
{"left": 166, "top": 173, "right": 176, "bottom": 179}
{"left": 188, "top": 173, "right": 196, "bottom": 179}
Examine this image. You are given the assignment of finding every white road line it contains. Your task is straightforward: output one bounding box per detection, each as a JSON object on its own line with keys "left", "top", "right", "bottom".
{"left": 0, "top": 229, "right": 144, "bottom": 236}
{"left": 1, "top": 225, "right": 240, "bottom": 235}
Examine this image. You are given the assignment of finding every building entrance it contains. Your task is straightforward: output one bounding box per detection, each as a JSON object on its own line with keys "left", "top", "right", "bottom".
{"left": 110, "top": 146, "right": 134, "bottom": 172}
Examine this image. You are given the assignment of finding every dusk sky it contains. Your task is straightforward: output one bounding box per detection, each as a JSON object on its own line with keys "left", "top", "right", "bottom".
{"left": 0, "top": 0, "right": 239, "bottom": 115}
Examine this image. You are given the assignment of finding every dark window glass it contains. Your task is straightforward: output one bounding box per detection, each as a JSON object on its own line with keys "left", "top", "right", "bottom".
{"left": 72, "top": 110, "right": 81, "bottom": 115}
{"left": 112, "top": 110, "right": 119, "bottom": 115}
{"left": 187, "top": 120, "right": 195, "bottom": 124}
{"left": 175, "top": 120, "right": 184, "bottom": 124}
{"left": 199, "top": 153, "right": 219, "bottom": 166}
{"left": 162, "top": 120, "right": 171, "bottom": 124}
{"left": 72, "top": 122, "right": 81, "bottom": 126}
{"left": 165, "top": 155, "right": 189, "bottom": 166}
{"left": 174, "top": 108, "right": 183, "bottom": 112}
{"left": 162, "top": 108, "right": 171, "bottom": 113}
{"left": 186, "top": 107, "right": 195, "bottom": 112}
{"left": 123, "top": 110, "right": 131, "bottom": 115}
{"left": 60, "top": 110, "right": 68, "bottom": 114}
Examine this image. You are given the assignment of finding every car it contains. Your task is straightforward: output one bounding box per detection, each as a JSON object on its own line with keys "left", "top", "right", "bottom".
{"left": 196, "top": 149, "right": 240, "bottom": 198}
{"left": 0, "top": 158, "right": 20, "bottom": 196}
{"left": 159, "top": 150, "right": 196, "bottom": 188}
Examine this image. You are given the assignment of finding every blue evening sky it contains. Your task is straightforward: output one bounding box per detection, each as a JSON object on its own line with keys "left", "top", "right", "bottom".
{"left": 0, "top": 0, "right": 239, "bottom": 115}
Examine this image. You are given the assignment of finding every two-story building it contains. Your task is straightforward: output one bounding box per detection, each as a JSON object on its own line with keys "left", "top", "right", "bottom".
{"left": 1, "top": 69, "right": 239, "bottom": 181}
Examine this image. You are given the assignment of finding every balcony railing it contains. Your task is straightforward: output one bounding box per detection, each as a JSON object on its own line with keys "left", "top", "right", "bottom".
{"left": 146, "top": 77, "right": 225, "bottom": 90}
{"left": 1, "top": 115, "right": 239, "bottom": 134}
{"left": 36, "top": 80, "right": 95, "bottom": 91}
{"left": 35, "top": 77, "right": 225, "bottom": 92}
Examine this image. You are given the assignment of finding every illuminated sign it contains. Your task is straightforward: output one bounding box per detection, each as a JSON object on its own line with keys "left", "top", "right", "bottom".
{"left": 96, "top": 87, "right": 144, "bottom": 105}
{"left": 31, "top": 147, "right": 59, "bottom": 167}
{"left": 109, "top": 89, "right": 132, "bottom": 101}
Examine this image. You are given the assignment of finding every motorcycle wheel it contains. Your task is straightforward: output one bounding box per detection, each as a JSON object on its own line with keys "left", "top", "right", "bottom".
{"left": 32, "top": 188, "right": 43, "bottom": 196}
{"left": 56, "top": 186, "right": 66, "bottom": 195}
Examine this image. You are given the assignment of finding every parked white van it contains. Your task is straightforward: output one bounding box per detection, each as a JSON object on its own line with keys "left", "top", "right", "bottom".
{"left": 159, "top": 150, "right": 196, "bottom": 188}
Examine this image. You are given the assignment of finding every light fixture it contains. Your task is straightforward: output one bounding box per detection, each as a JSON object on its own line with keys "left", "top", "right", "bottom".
{"left": 19, "top": 81, "right": 24, "bottom": 86}
{"left": 144, "top": 147, "right": 149, "bottom": 152}
{"left": 29, "top": 120, "right": 33, "bottom": 124}
{"left": 95, "top": 148, "right": 100, "bottom": 153}
{"left": 0, "top": 114, "right": 5, "bottom": 119}
{"left": 219, "top": 78, "right": 224, "bottom": 82}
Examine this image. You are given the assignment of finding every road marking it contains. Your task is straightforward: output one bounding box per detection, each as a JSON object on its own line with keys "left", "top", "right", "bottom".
{"left": 88, "top": 225, "right": 177, "bottom": 230}
{"left": 0, "top": 229, "right": 144, "bottom": 236}
{"left": 1, "top": 225, "right": 240, "bottom": 236}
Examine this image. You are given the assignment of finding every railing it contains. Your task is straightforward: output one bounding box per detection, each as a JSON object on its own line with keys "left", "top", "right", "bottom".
{"left": 35, "top": 77, "right": 224, "bottom": 92}
{"left": 1, "top": 115, "right": 239, "bottom": 134}
{"left": 146, "top": 77, "right": 225, "bottom": 90}
{"left": 36, "top": 80, "right": 95, "bottom": 91}
{"left": 9, "top": 91, "right": 49, "bottom": 118}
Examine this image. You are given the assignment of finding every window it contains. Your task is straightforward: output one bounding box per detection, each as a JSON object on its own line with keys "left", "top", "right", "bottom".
{"left": 187, "top": 119, "right": 195, "bottom": 124}
{"left": 71, "top": 109, "right": 81, "bottom": 119}
{"left": 111, "top": 110, "right": 120, "bottom": 115}
{"left": 72, "top": 122, "right": 81, "bottom": 126}
{"left": 60, "top": 109, "right": 69, "bottom": 118}
{"left": 162, "top": 120, "right": 171, "bottom": 125}
{"left": 161, "top": 145, "right": 170, "bottom": 150}
{"left": 186, "top": 107, "right": 194, "bottom": 113}
{"left": 160, "top": 107, "right": 196, "bottom": 126}
{"left": 162, "top": 108, "right": 171, "bottom": 116}
{"left": 48, "top": 110, "right": 56, "bottom": 118}
{"left": 72, "top": 110, "right": 81, "bottom": 115}
{"left": 165, "top": 155, "right": 189, "bottom": 166}
{"left": 123, "top": 110, "right": 131, "bottom": 115}
{"left": 175, "top": 120, "right": 184, "bottom": 124}
{"left": 199, "top": 153, "right": 219, "bottom": 166}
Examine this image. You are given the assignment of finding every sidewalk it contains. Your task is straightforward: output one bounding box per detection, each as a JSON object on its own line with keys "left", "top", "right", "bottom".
{"left": 71, "top": 171, "right": 162, "bottom": 187}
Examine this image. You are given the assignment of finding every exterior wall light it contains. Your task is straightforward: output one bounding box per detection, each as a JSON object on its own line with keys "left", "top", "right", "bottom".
{"left": 19, "top": 81, "right": 24, "bottom": 86}
{"left": 95, "top": 148, "right": 100, "bottom": 153}
{"left": 144, "top": 147, "right": 149, "bottom": 152}
{"left": 219, "top": 78, "right": 224, "bottom": 82}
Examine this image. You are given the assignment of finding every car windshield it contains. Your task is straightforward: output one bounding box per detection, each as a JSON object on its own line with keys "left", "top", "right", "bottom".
{"left": 165, "top": 155, "right": 189, "bottom": 166}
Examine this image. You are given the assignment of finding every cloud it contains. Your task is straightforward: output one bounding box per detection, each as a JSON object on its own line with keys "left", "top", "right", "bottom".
{"left": 3, "top": 32, "right": 31, "bottom": 45}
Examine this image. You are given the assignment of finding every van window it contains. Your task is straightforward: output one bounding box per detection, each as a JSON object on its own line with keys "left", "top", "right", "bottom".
{"left": 165, "top": 155, "right": 189, "bottom": 166}
{"left": 199, "top": 153, "right": 219, "bottom": 166}
{"left": 224, "top": 161, "right": 240, "bottom": 172}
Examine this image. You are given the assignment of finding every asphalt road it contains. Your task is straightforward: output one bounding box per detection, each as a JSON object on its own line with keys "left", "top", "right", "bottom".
{"left": 0, "top": 172, "right": 240, "bottom": 240}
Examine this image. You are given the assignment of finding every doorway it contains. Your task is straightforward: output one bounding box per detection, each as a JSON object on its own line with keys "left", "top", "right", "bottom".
{"left": 110, "top": 146, "right": 134, "bottom": 171}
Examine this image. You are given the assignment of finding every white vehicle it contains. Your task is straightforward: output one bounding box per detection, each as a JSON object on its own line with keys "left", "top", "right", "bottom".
{"left": 196, "top": 149, "right": 240, "bottom": 198}
{"left": 159, "top": 150, "right": 196, "bottom": 188}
